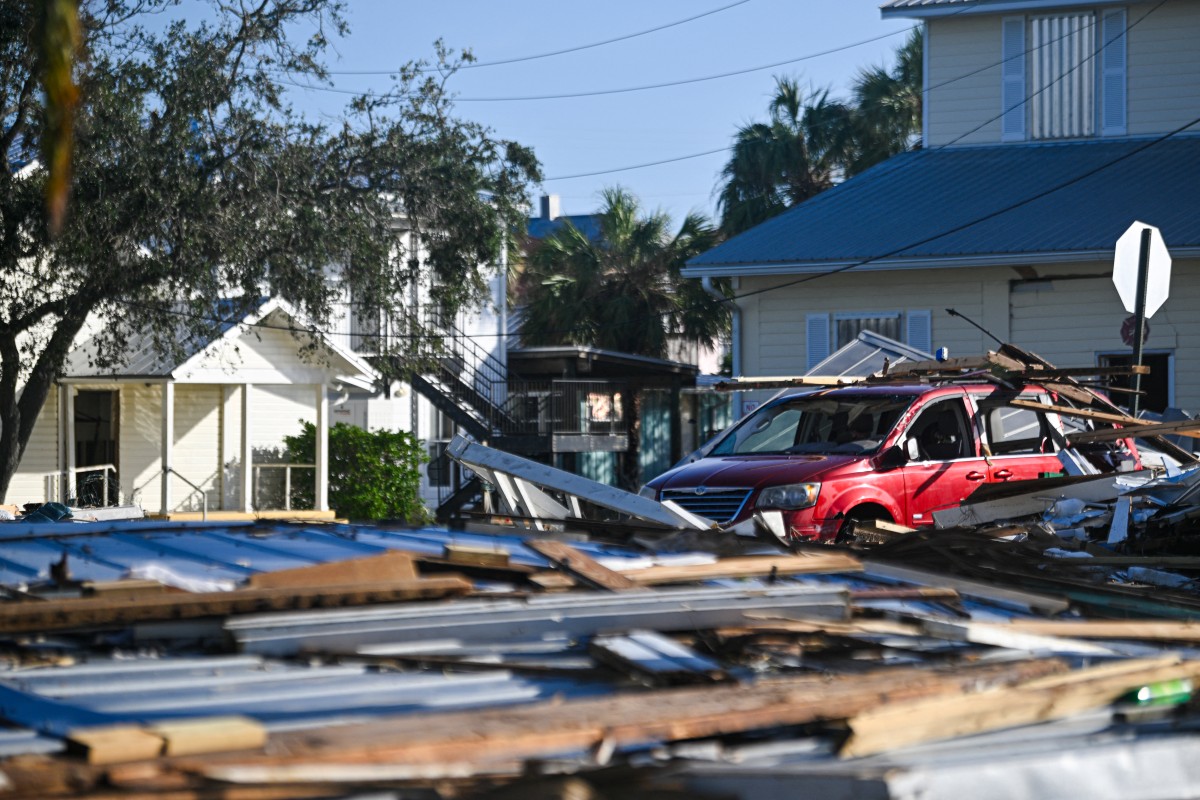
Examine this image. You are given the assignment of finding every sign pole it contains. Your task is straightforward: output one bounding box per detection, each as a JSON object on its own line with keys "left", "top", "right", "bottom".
{"left": 1131, "top": 227, "right": 1151, "bottom": 418}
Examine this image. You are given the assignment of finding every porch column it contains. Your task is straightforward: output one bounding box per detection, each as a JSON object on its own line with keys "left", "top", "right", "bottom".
{"left": 62, "top": 384, "right": 76, "bottom": 503}
{"left": 241, "top": 384, "right": 253, "bottom": 512}
{"left": 315, "top": 383, "right": 329, "bottom": 511}
{"left": 160, "top": 382, "right": 174, "bottom": 514}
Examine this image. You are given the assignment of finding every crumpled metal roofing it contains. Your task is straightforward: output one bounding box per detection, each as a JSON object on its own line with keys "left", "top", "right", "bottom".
{"left": 685, "top": 137, "right": 1200, "bottom": 273}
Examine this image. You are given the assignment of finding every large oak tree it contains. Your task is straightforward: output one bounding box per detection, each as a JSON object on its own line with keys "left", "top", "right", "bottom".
{"left": 0, "top": 0, "right": 539, "bottom": 500}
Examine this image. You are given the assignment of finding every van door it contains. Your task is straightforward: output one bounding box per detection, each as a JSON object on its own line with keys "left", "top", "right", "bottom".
{"left": 978, "top": 397, "right": 1063, "bottom": 483}
{"left": 897, "top": 396, "right": 990, "bottom": 527}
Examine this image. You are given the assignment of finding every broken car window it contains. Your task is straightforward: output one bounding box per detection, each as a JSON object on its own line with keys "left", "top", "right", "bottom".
{"left": 710, "top": 395, "right": 915, "bottom": 456}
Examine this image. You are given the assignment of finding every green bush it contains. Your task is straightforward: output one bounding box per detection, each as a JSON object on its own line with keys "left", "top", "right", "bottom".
{"left": 284, "top": 422, "right": 431, "bottom": 523}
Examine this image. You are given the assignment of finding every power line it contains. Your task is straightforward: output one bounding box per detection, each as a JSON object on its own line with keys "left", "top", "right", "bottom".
{"left": 281, "top": 27, "right": 917, "bottom": 102}
{"left": 329, "top": 1, "right": 751, "bottom": 75}
{"left": 544, "top": 147, "right": 729, "bottom": 181}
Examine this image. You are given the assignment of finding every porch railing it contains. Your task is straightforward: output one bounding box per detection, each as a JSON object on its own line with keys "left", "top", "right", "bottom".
{"left": 43, "top": 463, "right": 117, "bottom": 507}
{"left": 252, "top": 463, "right": 316, "bottom": 511}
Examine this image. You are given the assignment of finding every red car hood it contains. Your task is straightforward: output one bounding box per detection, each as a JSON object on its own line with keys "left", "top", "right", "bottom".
{"left": 649, "top": 453, "right": 862, "bottom": 491}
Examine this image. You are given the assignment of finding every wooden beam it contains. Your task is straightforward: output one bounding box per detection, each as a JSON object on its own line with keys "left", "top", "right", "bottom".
{"left": 526, "top": 540, "right": 638, "bottom": 591}
{"left": 246, "top": 551, "right": 418, "bottom": 590}
{"left": 713, "top": 376, "right": 860, "bottom": 392}
{"left": 0, "top": 577, "right": 473, "bottom": 635}
{"left": 1026, "top": 365, "right": 1150, "bottom": 378}
{"left": 841, "top": 656, "right": 1200, "bottom": 758}
{"left": 1001, "top": 619, "right": 1200, "bottom": 643}
{"left": 181, "top": 660, "right": 1066, "bottom": 775}
{"left": 1068, "top": 417, "right": 1200, "bottom": 443}
{"left": 528, "top": 553, "right": 863, "bottom": 591}
{"left": 1007, "top": 398, "right": 1145, "bottom": 426}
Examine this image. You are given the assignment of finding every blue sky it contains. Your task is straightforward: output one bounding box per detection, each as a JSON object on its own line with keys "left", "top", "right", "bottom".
{"left": 286, "top": 1, "right": 914, "bottom": 226}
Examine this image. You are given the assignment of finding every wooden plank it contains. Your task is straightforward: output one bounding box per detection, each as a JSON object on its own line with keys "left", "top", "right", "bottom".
{"left": 66, "top": 725, "right": 164, "bottom": 765}
{"left": 442, "top": 544, "right": 511, "bottom": 569}
{"left": 246, "top": 551, "right": 417, "bottom": 590}
{"left": 1002, "top": 619, "right": 1200, "bottom": 643}
{"left": 181, "top": 660, "right": 1066, "bottom": 774}
{"left": 841, "top": 656, "right": 1200, "bottom": 758}
{"left": 1069, "top": 417, "right": 1200, "bottom": 443}
{"left": 0, "top": 577, "right": 473, "bottom": 635}
{"left": 713, "top": 376, "right": 863, "bottom": 392}
{"left": 148, "top": 716, "right": 267, "bottom": 757}
{"left": 1028, "top": 365, "right": 1150, "bottom": 378}
{"left": 1007, "top": 398, "right": 1145, "bottom": 426}
{"left": 528, "top": 553, "right": 863, "bottom": 591}
{"left": 526, "top": 540, "right": 638, "bottom": 591}
{"left": 82, "top": 579, "right": 173, "bottom": 599}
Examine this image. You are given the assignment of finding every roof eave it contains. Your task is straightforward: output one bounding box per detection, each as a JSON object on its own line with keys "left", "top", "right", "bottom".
{"left": 881, "top": 0, "right": 1128, "bottom": 20}
{"left": 683, "top": 247, "right": 1200, "bottom": 278}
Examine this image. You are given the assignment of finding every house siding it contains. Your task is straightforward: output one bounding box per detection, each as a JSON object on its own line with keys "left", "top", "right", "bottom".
{"left": 926, "top": 15, "right": 1004, "bottom": 146}
{"left": 1127, "top": 1, "right": 1200, "bottom": 136}
{"left": 7, "top": 388, "right": 59, "bottom": 504}
{"left": 925, "top": 2, "right": 1200, "bottom": 146}
{"left": 1010, "top": 259, "right": 1200, "bottom": 410}
{"left": 739, "top": 269, "right": 1009, "bottom": 379}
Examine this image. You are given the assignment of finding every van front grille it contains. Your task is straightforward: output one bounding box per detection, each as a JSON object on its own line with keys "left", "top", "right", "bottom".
{"left": 660, "top": 488, "right": 753, "bottom": 524}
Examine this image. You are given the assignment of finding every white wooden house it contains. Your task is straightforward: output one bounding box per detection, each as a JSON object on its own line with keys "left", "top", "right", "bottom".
{"left": 684, "top": 0, "right": 1200, "bottom": 416}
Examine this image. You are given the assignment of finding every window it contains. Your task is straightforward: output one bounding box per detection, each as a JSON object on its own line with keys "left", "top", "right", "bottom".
{"left": 835, "top": 313, "right": 902, "bottom": 348}
{"left": 984, "top": 404, "right": 1053, "bottom": 456}
{"left": 907, "top": 400, "right": 972, "bottom": 461}
{"left": 1002, "top": 9, "right": 1127, "bottom": 141}
{"left": 1030, "top": 13, "right": 1096, "bottom": 139}
{"left": 1098, "top": 352, "right": 1172, "bottom": 413}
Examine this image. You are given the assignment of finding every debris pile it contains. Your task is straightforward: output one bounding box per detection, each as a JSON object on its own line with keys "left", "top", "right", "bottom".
{"left": 1, "top": 347, "right": 1200, "bottom": 798}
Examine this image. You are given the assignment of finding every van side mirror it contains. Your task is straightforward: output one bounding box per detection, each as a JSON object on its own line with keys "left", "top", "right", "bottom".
{"left": 906, "top": 437, "right": 921, "bottom": 462}
{"left": 878, "top": 444, "right": 909, "bottom": 470}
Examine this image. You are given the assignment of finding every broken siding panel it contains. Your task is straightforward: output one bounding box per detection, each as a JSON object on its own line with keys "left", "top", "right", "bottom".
{"left": 926, "top": 15, "right": 1004, "bottom": 146}
{"left": 1126, "top": 1, "right": 1200, "bottom": 136}
{"left": 121, "top": 384, "right": 164, "bottom": 514}
{"left": 8, "top": 388, "right": 60, "bottom": 505}
{"left": 171, "top": 386, "right": 222, "bottom": 512}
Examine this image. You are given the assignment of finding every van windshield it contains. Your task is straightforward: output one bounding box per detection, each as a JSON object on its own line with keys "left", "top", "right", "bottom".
{"left": 710, "top": 394, "right": 915, "bottom": 456}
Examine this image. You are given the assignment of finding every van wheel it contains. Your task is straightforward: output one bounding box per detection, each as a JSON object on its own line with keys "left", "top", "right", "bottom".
{"left": 836, "top": 505, "right": 893, "bottom": 544}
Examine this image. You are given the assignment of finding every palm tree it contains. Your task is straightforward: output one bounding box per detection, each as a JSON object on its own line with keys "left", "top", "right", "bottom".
{"left": 717, "top": 78, "right": 854, "bottom": 237}
{"left": 716, "top": 32, "right": 923, "bottom": 235}
{"left": 846, "top": 27, "right": 923, "bottom": 177}
{"left": 519, "top": 187, "right": 727, "bottom": 487}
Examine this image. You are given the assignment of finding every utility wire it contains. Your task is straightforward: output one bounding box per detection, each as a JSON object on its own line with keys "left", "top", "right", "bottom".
{"left": 331, "top": 1, "right": 752, "bottom": 74}
{"left": 280, "top": 27, "right": 916, "bottom": 102}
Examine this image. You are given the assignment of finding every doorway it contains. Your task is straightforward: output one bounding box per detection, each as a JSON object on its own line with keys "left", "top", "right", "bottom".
{"left": 73, "top": 390, "right": 119, "bottom": 505}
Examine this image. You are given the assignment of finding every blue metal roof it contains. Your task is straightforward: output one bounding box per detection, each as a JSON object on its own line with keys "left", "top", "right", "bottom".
{"left": 526, "top": 214, "right": 603, "bottom": 242}
{"left": 685, "top": 137, "right": 1200, "bottom": 274}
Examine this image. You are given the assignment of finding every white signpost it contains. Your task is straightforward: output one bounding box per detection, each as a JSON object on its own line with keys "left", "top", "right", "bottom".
{"left": 1112, "top": 221, "right": 1171, "bottom": 416}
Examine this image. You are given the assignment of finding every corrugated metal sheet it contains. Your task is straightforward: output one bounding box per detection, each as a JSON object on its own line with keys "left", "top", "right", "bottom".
{"left": 685, "top": 137, "right": 1200, "bottom": 272}
{"left": 0, "top": 655, "right": 586, "bottom": 738}
{"left": 0, "top": 520, "right": 670, "bottom": 588}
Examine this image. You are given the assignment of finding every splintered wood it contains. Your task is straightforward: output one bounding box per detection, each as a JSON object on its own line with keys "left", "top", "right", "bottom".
{"left": 186, "top": 660, "right": 1066, "bottom": 776}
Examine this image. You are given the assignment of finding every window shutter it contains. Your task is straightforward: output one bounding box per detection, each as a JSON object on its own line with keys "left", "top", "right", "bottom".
{"left": 1001, "top": 17, "right": 1027, "bottom": 141}
{"left": 806, "top": 313, "right": 830, "bottom": 370}
{"left": 1101, "top": 8, "right": 1128, "bottom": 136}
{"left": 906, "top": 310, "right": 933, "bottom": 355}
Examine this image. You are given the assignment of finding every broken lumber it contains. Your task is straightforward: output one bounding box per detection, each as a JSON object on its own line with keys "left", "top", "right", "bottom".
{"left": 0, "top": 577, "right": 473, "bottom": 635}
{"left": 841, "top": 656, "right": 1200, "bottom": 758}
{"left": 1068, "top": 417, "right": 1200, "bottom": 443}
{"left": 526, "top": 540, "right": 638, "bottom": 591}
{"left": 1007, "top": 398, "right": 1146, "bottom": 426}
{"left": 183, "top": 660, "right": 1066, "bottom": 777}
{"left": 246, "top": 550, "right": 417, "bottom": 589}
{"left": 529, "top": 552, "right": 862, "bottom": 591}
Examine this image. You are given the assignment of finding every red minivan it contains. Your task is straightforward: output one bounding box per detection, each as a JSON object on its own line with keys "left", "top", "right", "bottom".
{"left": 642, "top": 382, "right": 1135, "bottom": 542}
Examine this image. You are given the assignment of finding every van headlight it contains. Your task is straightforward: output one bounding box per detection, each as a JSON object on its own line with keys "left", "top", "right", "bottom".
{"left": 756, "top": 482, "right": 820, "bottom": 510}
